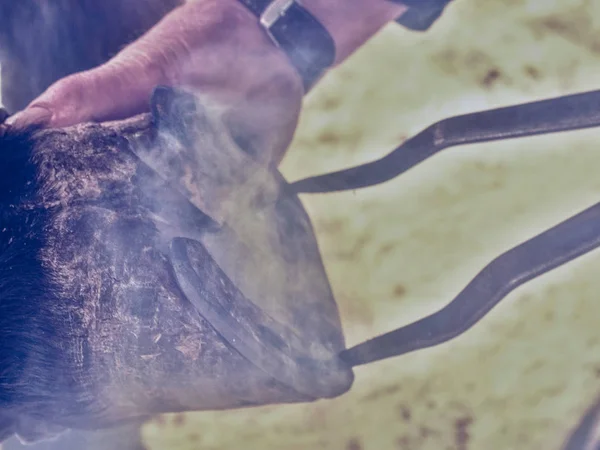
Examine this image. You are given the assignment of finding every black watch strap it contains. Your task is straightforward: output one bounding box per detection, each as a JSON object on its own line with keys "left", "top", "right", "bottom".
{"left": 234, "top": 0, "right": 277, "bottom": 16}
{"left": 393, "top": 0, "right": 454, "bottom": 31}
{"left": 235, "top": 0, "right": 336, "bottom": 91}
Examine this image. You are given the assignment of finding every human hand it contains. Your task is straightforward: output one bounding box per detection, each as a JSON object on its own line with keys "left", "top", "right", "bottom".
{"left": 7, "top": 0, "right": 304, "bottom": 165}
{"left": 7, "top": 0, "right": 408, "bottom": 164}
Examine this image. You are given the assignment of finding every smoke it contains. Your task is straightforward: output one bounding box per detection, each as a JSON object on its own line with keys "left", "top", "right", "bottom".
{"left": 133, "top": 87, "right": 348, "bottom": 363}
{"left": 0, "top": 84, "right": 351, "bottom": 449}
{"left": 0, "top": 2, "right": 351, "bottom": 448}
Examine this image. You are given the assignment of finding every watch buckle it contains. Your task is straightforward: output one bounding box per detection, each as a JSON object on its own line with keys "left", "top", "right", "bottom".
{"left": 260, "top": 0, "right": 297, "bottom": 30}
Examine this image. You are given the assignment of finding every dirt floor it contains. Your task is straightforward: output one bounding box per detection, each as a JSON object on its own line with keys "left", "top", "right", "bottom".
{"left": 139, "top": 0, "right": 600, "bottom": 449}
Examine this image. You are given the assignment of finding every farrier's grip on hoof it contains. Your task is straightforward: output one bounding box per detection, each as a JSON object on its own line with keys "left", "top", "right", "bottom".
{"left": 0, "top": 86, "right": 353, "bottom": 443}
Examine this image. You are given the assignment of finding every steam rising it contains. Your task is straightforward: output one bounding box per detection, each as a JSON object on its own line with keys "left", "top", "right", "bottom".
{"left": 132, "top": 89, "right": 348, "bottom": 361}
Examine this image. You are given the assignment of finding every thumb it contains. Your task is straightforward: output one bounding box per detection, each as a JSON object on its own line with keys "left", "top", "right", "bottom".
{"left": 7, "top": 57, "right": 166, "bottom": 129}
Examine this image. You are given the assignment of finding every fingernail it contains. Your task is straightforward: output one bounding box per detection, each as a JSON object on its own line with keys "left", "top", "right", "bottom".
{"left": 5, "top": 106, "right": 53, "bottom": 130}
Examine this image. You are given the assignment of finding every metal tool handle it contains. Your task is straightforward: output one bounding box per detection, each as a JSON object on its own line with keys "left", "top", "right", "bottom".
{"left": 561, "top": 395, "right": 600, "bottom": 450}
{"left": 292, "top": 89, "right": 600, "bottom": 193}
{"left": 340, "top": 200, "right": 600, "bottom": 366}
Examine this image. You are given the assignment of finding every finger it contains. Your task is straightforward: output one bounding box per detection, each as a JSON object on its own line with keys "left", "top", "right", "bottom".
{"left": 7, "top": 55, "right": 167, "bottom": 129}
{"left": 5, "top": 105, "right": 53, "bottom": 130}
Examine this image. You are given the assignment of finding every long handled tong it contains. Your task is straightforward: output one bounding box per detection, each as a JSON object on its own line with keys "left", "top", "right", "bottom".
{"left": 290, "top": 89, "right": 600, "bottom": 367}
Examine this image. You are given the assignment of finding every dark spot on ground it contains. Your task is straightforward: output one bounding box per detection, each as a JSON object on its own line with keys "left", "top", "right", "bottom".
{"left": 426, "top": 400, "right": 436, "bottom": 410}
{"left": 347, "top": 437, "right": 362, "bottom": 450}
{"left": 188, "top": 433, "right": 199, "bottom": 441}
{"left": 396, "top": 435, "right": 411, "bottom": 449}
{"left": 540, "top": 16, "right": 570, "bottom": 34}
{"left": 464, "top": 49, "right": 488, "bottom": 69}
{"left": 397, "top": 404, "right": 411, "bottom": 422}
{"left": 594, "top": 365, "right": 600, "bottom": 378}
{"left": 335, "top": 233, "right": 372, "bottom": 260}
{"left": 481, "top": 69, "right": 501, "bottom": 88}
{"left": 433, "top": 49, "right": 460, "bottom": 75}
{"left": 318, "top": 131, "right": 340, "bottom": 144}
{"left": 420, "top": 426, "right": 439, "bottom": 438}
{"left": 534, "top": 15, "right": 600, "bottom": 55}
{"left": 587, "top": 336, "right": 600, "bottom": 347}
{"left": 524, "top": 65, "right": 541, "bottom": 79}
{"left": 172, "top": 413, "right": 186, "bottom": 427}
{"left": 455, "top": 416, "right": 473, "bottom": 450}
{"left": 378, "top": 242, "right": 395, "bottom": 257}
{"left": 322, "top": 96, "right": 341, "bottom": 110}
{"left": 517, "top": 431, "right": 530, "bottom": 444}
{"left": 317, "top": 218, "right": 344, "bottom": 234}
{"left": 340, "top": 71, "right": 356, "bottom": 82}
{"left": 340, "top": 294, "right": 376, "bottom": 327}
{"left": 363, "top": 383, "right": 401, "bottom": 402}
{"left": 393, "top": 284, "right": 407, "bottom": 298}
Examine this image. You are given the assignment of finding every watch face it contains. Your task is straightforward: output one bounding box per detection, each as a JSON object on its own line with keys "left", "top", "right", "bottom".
{"left": 260, "top": 0, "right": 296, "bottom": 29}
{"left": 268, "top": 2, "right": 335, "bottom": 90}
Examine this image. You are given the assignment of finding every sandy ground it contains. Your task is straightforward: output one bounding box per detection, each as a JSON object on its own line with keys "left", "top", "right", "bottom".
{"left": 140, "top": 0, "right": 600, "bottom": 449}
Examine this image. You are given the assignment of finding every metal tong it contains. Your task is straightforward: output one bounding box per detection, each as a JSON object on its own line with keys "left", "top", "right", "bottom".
{"left": 290, "top": 89, "right": 600, "bottom": 367}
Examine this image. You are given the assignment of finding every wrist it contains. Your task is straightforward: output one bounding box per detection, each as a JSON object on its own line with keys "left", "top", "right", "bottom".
{"left": 300, "top": 0, "right": 407, "bottom": 65}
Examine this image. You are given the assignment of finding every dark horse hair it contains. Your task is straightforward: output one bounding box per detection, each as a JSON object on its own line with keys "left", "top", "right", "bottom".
{"left": 0, "top": 88, "right": 355, "bottom": 444}
{"left": 0, "top": 125, "right": 74, "bottom": 441}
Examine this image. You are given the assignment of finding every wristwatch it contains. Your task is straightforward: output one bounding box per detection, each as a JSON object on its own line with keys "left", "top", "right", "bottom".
{"left": 393, "top": 0, "right": 455, "bottom": 31}
{"left": 235, "top": 0, "right": 336, "bottom": 92}
{"left": 235, "top": 0, "right": 453, "bottom": 92}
